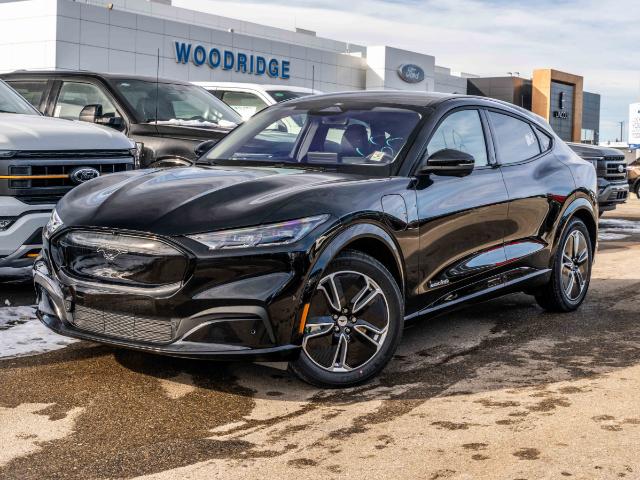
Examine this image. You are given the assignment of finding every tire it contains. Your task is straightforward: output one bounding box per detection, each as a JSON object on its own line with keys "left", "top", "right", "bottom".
{"left": 535, "top": 218, "right": 592, "bottom": 312}
{"left": 289, "top": 250, "right": 403, "bottom": 388}
{"left": 634, "top": 182, "right": 640, "bottom": 199}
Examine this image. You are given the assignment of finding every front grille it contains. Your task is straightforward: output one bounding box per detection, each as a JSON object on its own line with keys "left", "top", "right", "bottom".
{"left": 607, "top": 190, "right": 628, "bottom": 201}
{"left": 73, "top": 305, "right": 176, "bottom": 344}
{"left": 1, "top": 152, "right": 134, "bottom": 200}
{"left": 601, "top": 155, "right": 627, "bottom": 182}
{"left": 52, "top": 230, "right": 189, "bottom": 287}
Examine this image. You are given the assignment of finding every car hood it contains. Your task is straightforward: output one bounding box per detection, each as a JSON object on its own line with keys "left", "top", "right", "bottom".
{"left": 57, "top": 166, "right": 365, "bottom": 235}
{"left": 0, "top": 114, "right": 133, "bottom": 151}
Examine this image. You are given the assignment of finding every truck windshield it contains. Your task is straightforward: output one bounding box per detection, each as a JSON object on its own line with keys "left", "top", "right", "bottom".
{"left": 0, "top": 81, "right": 39, "bottom": 115}
{"left": 112, "top": 79, "right": 242, "bottom": 128}
{"left": 205, "top": 101, "right": 423, "bottom": 167}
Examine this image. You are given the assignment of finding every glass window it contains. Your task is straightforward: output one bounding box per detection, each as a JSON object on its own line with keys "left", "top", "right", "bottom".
{"left": 220, "top": 91, "right": 268, "bottom": 120}
{"left": 113, "top": 79, "right": 241, "bottom": 127}
{"left": 0, "top": 81, "right": 39, "bottom": 115}
{"left": 205, "top": 103, "right": 422, "bottom": 167}
{"left": 54, "top": 82, "right": 119, "bottom": 121}
{"left": 489, "top": 111, "right": 541, "bottom": 164}
{"left": 266, "top": 90, "right": 313, "bottom": 103}
{"left": 6, "top": 81, "right": 48, "bottom": 110}
{"left": 426, "top": 109, "right": 488, "bottom": 166}
{"left": 536, "top": 128, "right": 552, "bottom": 151}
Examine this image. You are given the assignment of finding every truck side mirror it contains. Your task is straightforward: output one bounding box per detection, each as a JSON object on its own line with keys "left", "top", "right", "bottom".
{"left": 79, "top": 104, "right": 103, "bottom": 124}
{"left": 194, "top": 140, "right": 218, "bottom": 158}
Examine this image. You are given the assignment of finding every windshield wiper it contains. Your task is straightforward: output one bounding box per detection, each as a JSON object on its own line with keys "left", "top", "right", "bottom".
{"left": 0, "top": 109, "right": 17, "bottom": 114}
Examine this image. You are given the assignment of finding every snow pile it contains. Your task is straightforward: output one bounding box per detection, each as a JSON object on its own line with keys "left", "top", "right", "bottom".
{"left": 598, "top": 218, "right": 640, "bottom": 241}
{"left": 0, "top": 304, "right": 77, "bottom": 359}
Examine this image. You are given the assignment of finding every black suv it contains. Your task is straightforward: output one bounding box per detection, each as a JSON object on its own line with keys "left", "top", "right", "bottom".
{"left": 0, "top": 71, "right": 242, "bottom": 168}
{"left": 568, "top": 142, "right": 628, "bottom": 215}
{"left": 35, "top": 92, "right": 597, "bottom": 387}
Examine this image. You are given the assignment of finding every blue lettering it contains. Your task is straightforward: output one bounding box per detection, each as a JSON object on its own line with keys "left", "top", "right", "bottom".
{"left": 249, "top": 55, "right": 254, "bottom": 74}
{"left": 193, "top": 45, "right": 206, "bottom": 66}
{"left": 281, "top": 60, "right": 290, "bottom": 79}
{"left": 267, "top": 59, "right": 279, "bottom": 77}
{"left": 237, "top": 53, "right": 247, "bottom": 73}
{"left": 256, "top": 56, "right": 266, "bottom": 75}
{"left": 208, "top": 48, "right": 220, "bottom": 68}
{"left": 175, "top": 42, "right": 191, "bottom": 63}
{"left": 223, "top": 50, "right": 234, "bottom": 70}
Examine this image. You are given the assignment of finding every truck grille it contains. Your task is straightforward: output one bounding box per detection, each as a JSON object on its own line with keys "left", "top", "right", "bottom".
{"left": 72, "top": 305, "right": 176, "bottom": 344}
{"left": 1, "top": 150, "right": 134, "bottom": 200}
{"left": 600, "top": 155, "right": 627, "bottom": 182}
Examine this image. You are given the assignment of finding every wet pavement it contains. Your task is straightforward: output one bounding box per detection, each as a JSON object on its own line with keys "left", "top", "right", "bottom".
{"left": 2, "top": 200, "right": 640, "bottom": 479}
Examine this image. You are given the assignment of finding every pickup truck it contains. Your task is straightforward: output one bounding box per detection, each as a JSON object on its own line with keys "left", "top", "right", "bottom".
{"left": 0, "top": 80, "right": 135, "bottom": 279}
{"left": 568, "top": 142, "right": 628, "bottom": 215}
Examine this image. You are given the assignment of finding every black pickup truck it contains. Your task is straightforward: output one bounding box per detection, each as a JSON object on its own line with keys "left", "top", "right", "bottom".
{"left": 0, "top": 71, "right": 242, "bottom": 168}
{"left": 568, "top": 142, "right": 628, "bottom": 215}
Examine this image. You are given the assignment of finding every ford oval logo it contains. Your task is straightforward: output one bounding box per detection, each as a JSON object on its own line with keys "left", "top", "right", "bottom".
{"left": 398, "top": 64, "right": 425, "bottom": 83}
{"left": 70, "top": 167, "right": 100, "bottom": 185}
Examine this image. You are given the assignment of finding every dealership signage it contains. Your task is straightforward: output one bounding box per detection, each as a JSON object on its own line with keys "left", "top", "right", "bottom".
{"left": 629, "top": 103, "right": 640, "bottom": 150}
{"left": 175, "top": 42, "right": 290, "bottom": 79}
{"left": 553, "top": 110, "right": 569, "bottom": 119}
{"left": 397, "top": 64, "right": 425, "bottom": 83}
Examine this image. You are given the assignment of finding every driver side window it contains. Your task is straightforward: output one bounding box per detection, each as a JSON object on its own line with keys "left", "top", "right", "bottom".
{"left": 54, "top": 81, "right": 118, "bottom": 121}
{"left": 427, "top": 109, "right": 488, "bottom": 166}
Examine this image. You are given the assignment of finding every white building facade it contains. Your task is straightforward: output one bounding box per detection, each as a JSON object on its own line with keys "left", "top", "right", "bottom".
{"left": 0, "top": 0, "right": 472, "bottom": 94}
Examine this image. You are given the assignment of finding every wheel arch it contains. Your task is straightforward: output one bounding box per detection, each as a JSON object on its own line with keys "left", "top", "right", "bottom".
{"left": 555, "top": 196, "right": 598, "bottom": 255}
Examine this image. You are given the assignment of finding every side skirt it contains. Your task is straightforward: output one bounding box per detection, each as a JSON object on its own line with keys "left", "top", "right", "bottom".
{"left": 404, "top": 268, "right": 551, "bottom": 322}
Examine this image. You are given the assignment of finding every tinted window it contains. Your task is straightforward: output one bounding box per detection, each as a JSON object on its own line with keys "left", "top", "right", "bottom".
{"left": 266, "top": 90, "right": 312, "bottom": 102}
{"left": 536, "top": 128, "right": 552, "bottom": 152}
{"left": 489, "top": 111, "right": 541, "bottom": 164}
{"left": 206, "top": 105, "right": 422, "bottom": 166}
{"left": 54, "top": 81, "right": 119, "bottom": 121}
{"left": 7, "top": 81, "right": 47, "bottom": 110}
{"left": 220, "top": 90, "right": 268, "bottom": 120}
{"left": 427, "top": 109, "right": 488, "bottom": 166}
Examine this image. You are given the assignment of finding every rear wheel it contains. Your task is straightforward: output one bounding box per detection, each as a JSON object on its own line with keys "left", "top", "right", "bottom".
{"left": 535, "top": 218, "right": 592, "bottom": 312}
{"left": 289, "top": 250, "right": 403, "bottom": 388}
{"left": 634, "top": 181, "right": 640, "bottom": 199}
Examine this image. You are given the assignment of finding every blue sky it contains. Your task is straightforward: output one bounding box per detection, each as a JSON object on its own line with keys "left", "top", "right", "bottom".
{"left": 176, "top": 0, "right": 640, "bottom": 142}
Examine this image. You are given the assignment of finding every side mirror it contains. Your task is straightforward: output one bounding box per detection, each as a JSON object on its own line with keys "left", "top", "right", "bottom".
{"left": 419, "top": 148, "right": 475, "bottom": 177}
{"left": 102, "top": 116, "right": 125, "bottom": 130}
{"left": 194, "top": 139, "right": 218, "bottom": 158}
{"left": 79, "top": 104, "right": 102, "bottom": 123}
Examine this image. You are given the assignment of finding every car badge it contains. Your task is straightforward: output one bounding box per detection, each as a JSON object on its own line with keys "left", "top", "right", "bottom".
{"left": 97, "top": 246, "right": 128, "bottom": 262}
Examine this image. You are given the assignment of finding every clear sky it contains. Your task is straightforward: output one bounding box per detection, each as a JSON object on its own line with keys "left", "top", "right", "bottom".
{"left": 175, "top": 0, "right": 640, "bottom": 143}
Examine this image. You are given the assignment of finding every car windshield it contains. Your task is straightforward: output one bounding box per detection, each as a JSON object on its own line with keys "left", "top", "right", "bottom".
{"left": 266, "top": 90, "right": 313, "bottom": 102}
{"left": 112, "top": 79, "right": 241, "bottom": 127}
{"left": 0, "top": 81, "right": 39, "bottom": 115}
{"left": 205, "top": 102, "right": 423, "bottom": 167}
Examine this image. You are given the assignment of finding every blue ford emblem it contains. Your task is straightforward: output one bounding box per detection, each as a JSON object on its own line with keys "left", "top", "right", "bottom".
{"left": 398, "top": 64, "right": 425, "bottom": 83}
{"left": 70, "top": 167, "right": 100, "bottom": 184}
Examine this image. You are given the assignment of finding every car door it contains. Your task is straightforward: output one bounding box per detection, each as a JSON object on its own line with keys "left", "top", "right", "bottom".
{"left": 409, "top": 107, "right": 510, "bottom": 315}
{"left": 487, "top": 109, "right": 575, "bottom": 271}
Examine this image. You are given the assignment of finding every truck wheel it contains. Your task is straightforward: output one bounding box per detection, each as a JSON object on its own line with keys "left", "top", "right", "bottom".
{"left": 290, "top": 250, "right": 403, "bottom": 388}
{"left": 634, "top": 182, "right": 640, "bottom": 199}
{"left": 535, "top": 218, "right": 592, "bottom": 312}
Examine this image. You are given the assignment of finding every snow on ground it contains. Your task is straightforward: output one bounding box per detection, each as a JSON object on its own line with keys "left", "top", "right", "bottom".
{"left": 0, "top": 304, "right": 77, "bottom": 359}
{"left": 598, "top": 218, "right": 640, "bottom": 241}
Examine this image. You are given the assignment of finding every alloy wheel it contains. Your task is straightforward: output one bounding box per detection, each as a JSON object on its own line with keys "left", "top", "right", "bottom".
{"left": 302, "top": 270, "right": 390, "bottom": 373}
{"left": 560, "top": 230, "right": 589, "bottom": 301}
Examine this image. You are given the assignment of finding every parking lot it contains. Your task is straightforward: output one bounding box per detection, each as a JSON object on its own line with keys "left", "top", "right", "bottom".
{"left": 1, "top": 200, "right": 640, "bottom": 480}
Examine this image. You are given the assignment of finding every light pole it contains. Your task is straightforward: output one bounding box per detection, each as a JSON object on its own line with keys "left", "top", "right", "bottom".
{"left": 619, "top": 121, "right": 624, "bottom": 143}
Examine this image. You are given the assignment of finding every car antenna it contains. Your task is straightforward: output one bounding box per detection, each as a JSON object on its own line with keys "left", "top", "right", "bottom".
{"left": 155, "top": 48, "right": 160, "bottom": 125}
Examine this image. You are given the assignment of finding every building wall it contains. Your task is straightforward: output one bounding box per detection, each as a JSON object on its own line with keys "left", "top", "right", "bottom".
{"left": 366, "top": 46, "right": 435, "bottom": 91}
{"left": 548, "top": 81, "right": 575, "bottom": 142}
{"left": 582, "top": 91, "right": 601, "bottom": 143}
{"left": 434, "top": 66, "right": 467, "bottom": 94}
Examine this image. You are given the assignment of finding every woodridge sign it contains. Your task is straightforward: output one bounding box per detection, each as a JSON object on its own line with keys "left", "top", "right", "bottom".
{"left": 175, "top": 42, "right": 291, "bottom": 79}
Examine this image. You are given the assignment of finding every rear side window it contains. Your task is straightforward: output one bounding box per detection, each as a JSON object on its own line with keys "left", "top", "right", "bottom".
{"left": 7, "top": 80, "right": 48, "bottom": 110}
{"left": 220, "top": 90, "right": 268, "bottom": 120}
{"left": 488, "top": 111, "right": 541, "bottom": 164}
{"left": 535, "top": 128, "right": 552, "bottom": 152}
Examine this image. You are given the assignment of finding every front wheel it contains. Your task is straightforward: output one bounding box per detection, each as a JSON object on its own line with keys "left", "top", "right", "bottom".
{"left": 289, "top": 250, "right": 403, "bottom": 388}
{"left": 535, "top": 218, "right": 592, "bottom": 312}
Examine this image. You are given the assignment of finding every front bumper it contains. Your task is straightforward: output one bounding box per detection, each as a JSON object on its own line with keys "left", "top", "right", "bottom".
{"left": 598, "top": 181, "right": 628, "bottom": 210}
{"left": 33, "top": 249, "right": 304, "bottom": 361}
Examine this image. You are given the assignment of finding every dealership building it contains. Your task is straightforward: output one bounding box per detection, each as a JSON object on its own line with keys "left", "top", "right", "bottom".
{"left": 0, "top": 0, "right": 599, "bottom": 142}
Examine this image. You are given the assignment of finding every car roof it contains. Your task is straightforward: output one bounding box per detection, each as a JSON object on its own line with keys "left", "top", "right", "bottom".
{"left": 194, "top": 82, "right": 317, "bottom": 93}
{"left": 1, "top": 70, "right": 195, "bottom": 86}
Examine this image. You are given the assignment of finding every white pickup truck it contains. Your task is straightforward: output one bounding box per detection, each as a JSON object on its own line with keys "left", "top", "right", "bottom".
{"left": 0, "top": 80, "right": 135, "bottom": 279}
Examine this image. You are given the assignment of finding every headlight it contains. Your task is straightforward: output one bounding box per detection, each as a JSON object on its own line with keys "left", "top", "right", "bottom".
{"left": 188, "top": 214, "right": 329, "bottom": 250}
{"left": 0, "top": 217, "right": 15, "bottom": 230}
{"left": 44, "top": 209, "right": 63, "bottom": 239}
{"left": 130, "top": 142, "right": 143, "bottom": 169}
